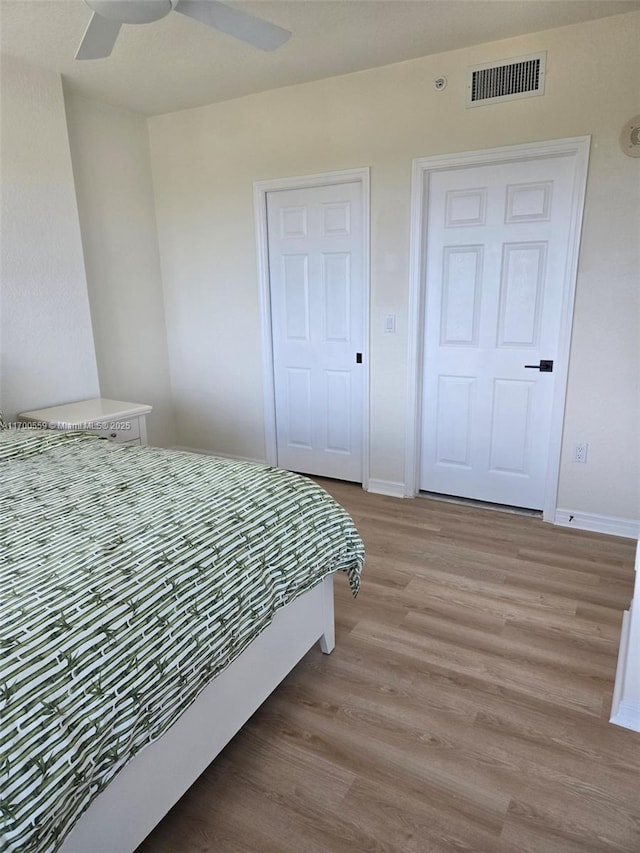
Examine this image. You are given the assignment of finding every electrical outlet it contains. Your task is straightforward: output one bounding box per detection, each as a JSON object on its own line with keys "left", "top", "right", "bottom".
{"left": 574, "top": 443, "right": 588, "bottom": 463}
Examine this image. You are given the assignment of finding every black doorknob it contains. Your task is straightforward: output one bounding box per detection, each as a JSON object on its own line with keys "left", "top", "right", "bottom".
{"left": 524, "top": 359, "right": 553, "bottom": 372}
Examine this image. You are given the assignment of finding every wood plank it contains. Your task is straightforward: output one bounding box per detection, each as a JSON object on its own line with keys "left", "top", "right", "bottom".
{"left": 139, "top": 482, "right": 638, "bottom": 852}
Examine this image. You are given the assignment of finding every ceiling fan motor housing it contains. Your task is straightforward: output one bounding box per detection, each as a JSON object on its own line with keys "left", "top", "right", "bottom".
{"left": 86, "top": 0, "right": 177, "bottom": 25}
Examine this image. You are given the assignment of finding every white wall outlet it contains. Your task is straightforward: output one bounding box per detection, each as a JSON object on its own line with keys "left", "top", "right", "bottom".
{"left": 574, "top": 443, "right": 588, "bottom": 463}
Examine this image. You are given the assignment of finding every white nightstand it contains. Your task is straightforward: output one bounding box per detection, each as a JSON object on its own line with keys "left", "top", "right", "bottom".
{"left": 18, "top": 398, "right": 153, "bottom": 447}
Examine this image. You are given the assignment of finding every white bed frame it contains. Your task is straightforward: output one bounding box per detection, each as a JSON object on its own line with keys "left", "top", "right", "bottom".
{"left": 60, "top": 575, "right": 335, "bottom": 853}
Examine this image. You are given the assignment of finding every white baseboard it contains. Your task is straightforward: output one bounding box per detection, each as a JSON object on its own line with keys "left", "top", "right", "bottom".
{"left": 610, "top": 609, "right": 636, "bottom": 730}
{"left": 171, "top": 445, "right": 266, "bottom": 466}
{"left": 610, "top": 700, "right": 640, "bottom": 732}
{"left": 171, "top": 452, "right": 405, "bottom": 500}
{"left": 610, "top": 540, "right": 640, "bottom": 732}
{"left": 610, "top": 607, "right": 640, "bottom": 732}
{"left": 554, "top": 508, "right": 639, "bottom": 539}
{"left": 366, "top": 478, "right": 407, "bottom": 498}
{"left": 610, "top": 606, "right": 640, "bottom": 733}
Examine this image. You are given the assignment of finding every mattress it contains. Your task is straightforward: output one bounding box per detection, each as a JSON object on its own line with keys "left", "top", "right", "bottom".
{"left": 0, "top": 429, "right": 364, "bottom": 852}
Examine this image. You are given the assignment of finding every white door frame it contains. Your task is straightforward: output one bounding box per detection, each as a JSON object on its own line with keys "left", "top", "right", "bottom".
{"left": 253, "top": 167, "right": 371, "bottom": 489}
{"left": 405, "top": 137, "right": 591, "bottom": 519}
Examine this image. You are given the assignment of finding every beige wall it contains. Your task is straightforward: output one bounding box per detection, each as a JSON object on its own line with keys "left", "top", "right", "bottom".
{"left": 1, "top": 56, "right": 100, "bottom": 419}
{"left": 64, "top": 92, "right": 176, "bottom": 447}
{"left": 148, "top": 12, "right": 640, "bottom": 523}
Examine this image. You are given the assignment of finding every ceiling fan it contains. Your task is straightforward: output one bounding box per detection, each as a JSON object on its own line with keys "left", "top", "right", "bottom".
{"left": 75, "top": 0, "right": 291, "bottom": 60}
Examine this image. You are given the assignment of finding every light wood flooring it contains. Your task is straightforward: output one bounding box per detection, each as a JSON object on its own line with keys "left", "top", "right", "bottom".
{"left": 139, "top": 482, "right": 639, "bottom": 852}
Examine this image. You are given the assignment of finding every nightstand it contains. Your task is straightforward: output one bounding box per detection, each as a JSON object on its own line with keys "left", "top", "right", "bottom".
{"left": 18, "top": 398, "right": 153, "bottom": 447}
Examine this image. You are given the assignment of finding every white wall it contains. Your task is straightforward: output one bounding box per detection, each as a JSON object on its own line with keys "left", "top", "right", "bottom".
{"left": 148, "top": 12, "right": 640, "bottom": 523}
{"left": 64, "top": 92, "right": 176, "bottom": 447}
{"left": 1, "top": 55, "right": 100, "bottom": 419}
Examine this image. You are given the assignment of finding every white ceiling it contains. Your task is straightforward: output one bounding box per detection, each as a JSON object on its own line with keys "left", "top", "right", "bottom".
{"left": 2, "top": 0, "right": 639, "bottom": 115}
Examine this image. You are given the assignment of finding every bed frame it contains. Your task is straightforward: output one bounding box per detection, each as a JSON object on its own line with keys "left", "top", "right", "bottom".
{"left": 59, "top": 575, "right": 335, "bottom": 853}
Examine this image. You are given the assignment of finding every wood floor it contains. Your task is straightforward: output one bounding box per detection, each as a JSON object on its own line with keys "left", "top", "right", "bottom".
{"left": 139, "top": 482, "right": 639, "bottom": 853}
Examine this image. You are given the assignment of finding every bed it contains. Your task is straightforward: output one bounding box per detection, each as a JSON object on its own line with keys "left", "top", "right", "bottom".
{"left": 0, "top": 427, "right": 364, "bottom": 853}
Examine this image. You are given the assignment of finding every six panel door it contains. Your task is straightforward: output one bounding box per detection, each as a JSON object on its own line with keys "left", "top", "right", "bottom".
{"left": 420, "top": 156, "right": 576, "bottom": 509}
{"left": 267, "top": 182, "right": 364, "bottom": 482}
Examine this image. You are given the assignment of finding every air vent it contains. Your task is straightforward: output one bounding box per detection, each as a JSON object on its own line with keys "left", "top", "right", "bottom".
{"left": 466, "top": 52, "right": 546, "bottom": 107}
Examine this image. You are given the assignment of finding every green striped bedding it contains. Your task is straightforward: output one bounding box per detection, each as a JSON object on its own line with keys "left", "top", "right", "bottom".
{"left": 0, "top": 429, "right": 364, "bottom": 852}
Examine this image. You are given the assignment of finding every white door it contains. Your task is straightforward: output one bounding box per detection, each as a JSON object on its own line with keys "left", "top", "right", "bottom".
{"left": 420, "top": 155, "right": 578, "bottom": 509}
{"left": 267, "top": 182, "right": 364, "bottom": 482}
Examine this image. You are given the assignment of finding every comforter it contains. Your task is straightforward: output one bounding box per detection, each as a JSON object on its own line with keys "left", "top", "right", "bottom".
{"left": 0, "top": 429, "right": 364, "bottom": 852}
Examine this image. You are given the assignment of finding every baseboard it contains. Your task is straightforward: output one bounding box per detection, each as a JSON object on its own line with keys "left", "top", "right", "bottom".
{"left": 554, "top": 508, "right": 639, "bottom": 539}
{"left": 171, "top": 445, "right": 266, "bottom": 466}
{"left": 171, "top": 453, "right": 406, "bottom": 499}
{"left": 366, "top": 479, "right": 407, "bottom": 498}
{"left": 610, "top": 609, "right": 634, "bottom": 729}
{"left": 610, "top": 700, "right": 640, "bottom": 733}
{"left": 610, "top": 607, "right": 640, "bottom": 732}
{"left": 610, "top": 540, "right": 640, "bottom": 732}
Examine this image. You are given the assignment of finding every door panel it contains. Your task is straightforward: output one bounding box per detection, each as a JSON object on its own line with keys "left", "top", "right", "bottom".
{"left": 435, "top": 376, "right": 475, "bottom": 467}
{"left": 325, "top": 370, "right": 351, "bottom": 453}
{"left": 489, "top": 379, "right": 533, "bottom": 474}
{"left": 323, "top": 253, "right": 350, "bottom": 342}
{"left": 283, "top": 255, "right": 309, "bottom": 340}
{"left": 267, "top": 182, "right": 363, "bottom": 482}
{"left": 286, "top": 368, "right": 312, "bottom": 447}
{"left": 440, "top": 246, "right": 483, "bottom": 345}
{"left": 498, "top": 243, "right": 545, "bottom": 347}
{"left": 420, "top": 155, "right": 575, "bottom": 508}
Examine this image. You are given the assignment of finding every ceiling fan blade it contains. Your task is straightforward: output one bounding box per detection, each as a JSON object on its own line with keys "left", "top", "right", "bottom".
{"left": 75, "top": 12, "right": 122, "bottom": 60}
{"left": 175, "top": 0, "right": 290, "bottom": 51}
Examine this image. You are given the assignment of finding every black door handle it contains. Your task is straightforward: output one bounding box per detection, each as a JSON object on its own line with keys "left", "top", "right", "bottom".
{"left": 524, "top": 359, "right": 553, "bottom": 372}
{"left": 356, "top": 352, "right": 362, "bottom": 364}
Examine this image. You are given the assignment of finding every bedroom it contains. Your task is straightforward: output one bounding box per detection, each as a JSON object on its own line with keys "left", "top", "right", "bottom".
{"left": 1, "top": 0, "right": 639, "bottom": 850}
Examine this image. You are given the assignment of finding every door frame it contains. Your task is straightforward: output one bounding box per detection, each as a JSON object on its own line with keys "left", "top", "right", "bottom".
{"left": 253, "top": 167, "right": 371, "bottom": 489}
{"left": 405, "top": 137, "right": 591, "bottom": 519}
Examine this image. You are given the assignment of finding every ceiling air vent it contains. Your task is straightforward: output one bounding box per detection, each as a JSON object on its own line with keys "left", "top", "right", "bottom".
{"left": 466, "top": 52, "right": 546, "bottom": 107}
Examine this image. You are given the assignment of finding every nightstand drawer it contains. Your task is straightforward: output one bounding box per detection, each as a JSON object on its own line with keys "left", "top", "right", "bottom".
{"left": 93, "top": 417, "right": 141, "bottom": 443}
{"left": 18, "top": 399, "right": 152, "bottom": 447}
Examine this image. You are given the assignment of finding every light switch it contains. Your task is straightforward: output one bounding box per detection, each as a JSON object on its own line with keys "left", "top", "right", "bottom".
{"left": 385, "top": 314, "right": 396, "bottom": 333}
